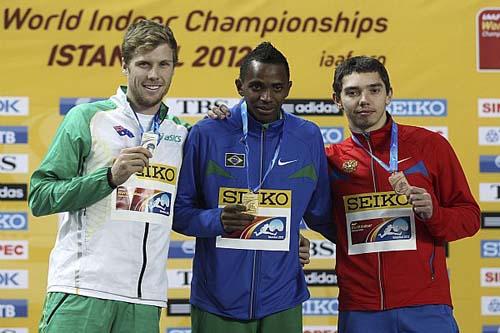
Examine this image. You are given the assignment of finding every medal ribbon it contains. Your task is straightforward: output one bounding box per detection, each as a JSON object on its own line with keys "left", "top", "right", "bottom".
{"left": 351, "top": 122, "right": 399, "bottom": 173}
{"left": 240, "top": 101, "right": 283, "bottom": 193}
{"left": 131, "top": 109, "right": 162, "bottom": 144}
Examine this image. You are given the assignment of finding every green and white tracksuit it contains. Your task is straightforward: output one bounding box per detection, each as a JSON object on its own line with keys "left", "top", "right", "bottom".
{"left": 29, "top": 86, "right": 189, "bottom": 307}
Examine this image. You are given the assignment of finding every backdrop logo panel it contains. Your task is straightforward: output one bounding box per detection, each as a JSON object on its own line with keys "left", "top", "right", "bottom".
{"left": 477, "top": 8, "right": 500, "bottom": 71}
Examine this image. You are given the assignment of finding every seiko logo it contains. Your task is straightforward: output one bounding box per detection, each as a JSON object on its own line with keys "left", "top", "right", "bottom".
{"left": 0, "top": 126, "right": 28, "bottom": 144}
{"left": 136, "top": 164, "right": 177, "bottom": 185}
{"left": 483, "top": 325, "right": 500, "bottom": 333}
{"left": 479, "top": 127, "right": 500, "bottom": 145}
{"left": 304, "top": 269, "right": 337, "bottom": 286}
{"left": 0, "top": 212, "right": 28, "bottom": 230}
{"left": 165, "top": 98, "right": 240, "bottom": 116}
{"left": 0, "top": 155, "right": 28, "bottom": 174}
{"left": 219, "top": 188, "right": 291, "bottom": 208}
{"left": 310, "top": 240, "right": 336, "bottom": 259}
{"left": 0, "top": 300, "right": 28, "bottom": 318}
{"left": 282, "top": 99, "right": 342, "bottom": 116}
{"left": 481, "top": 240, "right": 500, "bottom": 257}
{"left": 302, "top": 298, "right": 338, "bottom": 315}
{"left": 320, "top": 127, "right": 344, "bottom": 144}
{"left": 168, "top": 241, "right": 195, "bottom": 259}
{"left": 0, "top": 328, "right": 29, "bottom": 333}
{"left": 387, "top": 99, "right": 447, "bottom": 116}
{"left": 345, "top": 191, "right": 410, "bottom": 212}
{"left": 0, "top": 97, "right": 29, "bottom": 116}
{"left": 0, "top": 184, "right": 27, "bottom": 201}
{"left": 480, "top": 183, "right": 500, "bottom": 202}
{"left": 0, "top": 270, "right": 28, "bottom": 289}
{"left": 59, "top": 97, "right": 102, "bottom": 115}
{"left": 479, "top": 99, "right": 500, "bottom": 117}
{"left": 167, "top": 329, "right": 191, "bottom": 333}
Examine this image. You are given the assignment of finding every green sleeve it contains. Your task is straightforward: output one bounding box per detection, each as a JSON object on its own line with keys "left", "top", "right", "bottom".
{"left": 29, "top": 103, "right": 115, "bottom": 216}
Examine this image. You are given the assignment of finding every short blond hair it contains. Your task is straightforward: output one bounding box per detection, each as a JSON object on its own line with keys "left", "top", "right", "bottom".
{"left": 122, "top": 19, "right": 178, "bottom": 65}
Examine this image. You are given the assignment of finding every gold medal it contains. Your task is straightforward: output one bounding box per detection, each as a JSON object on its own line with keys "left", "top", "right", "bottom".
{"left": 242, "top": 192, "right": 259, "bottom": 215}
{"left": 388, "top": 171, "right": 410, "bottom": 195}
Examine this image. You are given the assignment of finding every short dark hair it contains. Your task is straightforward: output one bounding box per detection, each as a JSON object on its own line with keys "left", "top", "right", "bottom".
{"left": 333, "top": 56, "right": 391, "bottom": 96}
{"left": 122, "top": 19, "right": 178, "bottom": 65}
{"left": 239, "top": 42, "right": 290, "bottom": 81}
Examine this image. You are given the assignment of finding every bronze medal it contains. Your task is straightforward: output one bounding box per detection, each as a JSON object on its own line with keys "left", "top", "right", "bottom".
{"left": 242, "top": 192, "right": 259, "bottom": 215}
{"left": 388, "top": 171, "right": 410, "bottom": 195}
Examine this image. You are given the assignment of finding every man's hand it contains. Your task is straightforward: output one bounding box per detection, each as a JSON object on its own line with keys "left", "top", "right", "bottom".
{"left": 207, "top": 104, "right": 231, "bottom": 120}
{"left": 299, "top": 234, "right": 311, "bottom": 266}
{"left": 406, "top": 186, "right": 433, "bottom": 220}
{"left": 110, "top": 146, "right": 152, "bottom": 186}
{"left": 220, "top": 204, "right": 255, "bottom": 233}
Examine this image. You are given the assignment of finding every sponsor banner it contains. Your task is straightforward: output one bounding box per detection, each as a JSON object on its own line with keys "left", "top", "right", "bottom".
{"left": 0, "top": 184, "right": 27, "bottom": 201}
{"left": 166, "top": 269, "right": 192, "bottom": 289}
{"left": 166, "top": 329, "right": 191, "bottom": 333}
{"left": 482, "top": 213, "right": 500, "bottom": 228}
{"left": 303, "top": 326, "right": 338, "bottom": 333}
{"left": 387, "top": 99, "right": 447, "bottom": 117}
{"left": 481, "top": 240, "right": 500, "bottom": 258}
{"left": 479, "top": 127, "right": 500, "bottom": 145}
{"left": 480, "top": 155, "right": 500, "bottom": 173}
{"left": 302, "top": 298, "right": 338, "bottom": 316}
{"left": 0, "top": 154, "right": 29, "bottom": 174}
{"left": 0, "top": 97, "right": 29, "bottom": 116}
{"left": 304, "top": 269, "right": 337, "bottom": 286}
{"left": 0, "top": 212, "right": 28, "bottom": 231}
{"left": 0, "top": 126, "right": 28, "bottom": 144}
{"left": 479, "top": 99, "right": 500, "bottom": 117}
{"left": 282, "top": 99, "right": 342, "bottom": 116}
{"left": 0, "top": 241, "right": 28, "bottom": 260}
{"left": 422, "top": 126, "right": 449, "bottom": 139}
{"left": 0, "top": 270, "right": 28, "bottom": 289}
{"left": 481, "top": 268, "right": 500, "bottom": 287}
{"left": 165, "top": 98, "right": 240, "bottom": 116}
{"left": 320, "top": 127, "right": 344, "bottom": 144}
{"left": 482, "top": 296, "right": 500, "bottom": 315}
{"left": 477, "top": 8, "right": 500, "bottom": 71}
{"left": 168, "top": 240, "right": 195, "bottom": 259}
{"left": 0, "top": 325, "right": 27, "bottom": 333}
{"left": 0, "top": 300, "right": 28, "bottom": 318}
{"left": 480, "top": 183, "right": 500, "bottom": 202}
{"left": 483, "top": 325, "right": 500, "bottom": 333}
{"left": 166, "top": 299, "right": 190, "bottom": 316}
{"left": 59, "top": 97, "right": 104, "bottom": 115}
{"left": 310, "top": 239, "right": 336, "bottom": 259}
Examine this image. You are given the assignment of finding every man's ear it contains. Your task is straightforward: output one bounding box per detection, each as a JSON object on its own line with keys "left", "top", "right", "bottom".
{"left": 121, "top": 59, "right": 128, "bottom": 75}
{"left": 386, "top": 88, "right": 393, "bottom": 105}
{"left": 333, "top": 93, "right": 343, "bottom": 110}
{"left": 235, "top": 78, "right": 244, "bottom": 97}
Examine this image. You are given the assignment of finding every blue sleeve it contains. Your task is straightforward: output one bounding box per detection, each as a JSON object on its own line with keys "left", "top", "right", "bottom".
{"left": 303, "top": 127, "right": 337, "bottom": 243}
{"left": 173, "top": 125, "right": 225, "bottom": 237}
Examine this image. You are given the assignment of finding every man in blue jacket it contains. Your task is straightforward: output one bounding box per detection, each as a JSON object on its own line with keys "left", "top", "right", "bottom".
{"left": 173, "top": 42, "right": 335, "bottom": 333}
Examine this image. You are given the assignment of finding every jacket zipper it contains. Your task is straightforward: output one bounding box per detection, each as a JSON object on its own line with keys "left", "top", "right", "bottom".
{"left": 249, "top": 126, "right": 266, "bottom": 319}
{"left": 429, "top": 243, "right": 435, "bottom": 280}
{"left": 137, "top": 223, "right": 150, "bottom": 298}
{"left": 364, "top": 133, "right": 385, "bottom": 310}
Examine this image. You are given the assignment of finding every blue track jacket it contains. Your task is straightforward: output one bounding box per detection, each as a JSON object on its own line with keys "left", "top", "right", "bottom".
{"left": 173, "top": 101, "right": 335, "bottom": 320}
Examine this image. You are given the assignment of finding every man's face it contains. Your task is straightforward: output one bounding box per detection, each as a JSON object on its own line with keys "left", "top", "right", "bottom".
{"left": 235, "top": 60, "right": 292, "bottom": 123}
{"left": 334, "top": 71, "right": 392, "bottom": 133}
{"left": 123, "top": 43, "right": 175, "bottom": 114}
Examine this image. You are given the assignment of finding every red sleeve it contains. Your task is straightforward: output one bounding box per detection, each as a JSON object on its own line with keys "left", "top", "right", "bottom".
{"left": 421, "top": 134, "right": 480, "bottom": 242}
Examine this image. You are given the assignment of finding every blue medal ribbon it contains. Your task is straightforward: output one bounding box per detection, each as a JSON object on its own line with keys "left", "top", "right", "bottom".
{"left": 351, "top": 122, "right": 399, "bottom": 173}
{"left": 240, "top": 101, "right": 282, "bottom": 193}
{"left": 131, "top": 109, "right": 162, "bottom": 144}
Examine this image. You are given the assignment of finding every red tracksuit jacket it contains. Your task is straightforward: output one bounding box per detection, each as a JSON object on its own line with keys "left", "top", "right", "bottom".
{"left": 325, "top": 116, "right": 480, "bottom": 311}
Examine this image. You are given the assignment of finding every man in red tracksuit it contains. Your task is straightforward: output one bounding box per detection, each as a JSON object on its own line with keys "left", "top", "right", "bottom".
{"left": 326, "top": 56, "right": 480, "bottom": 332}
